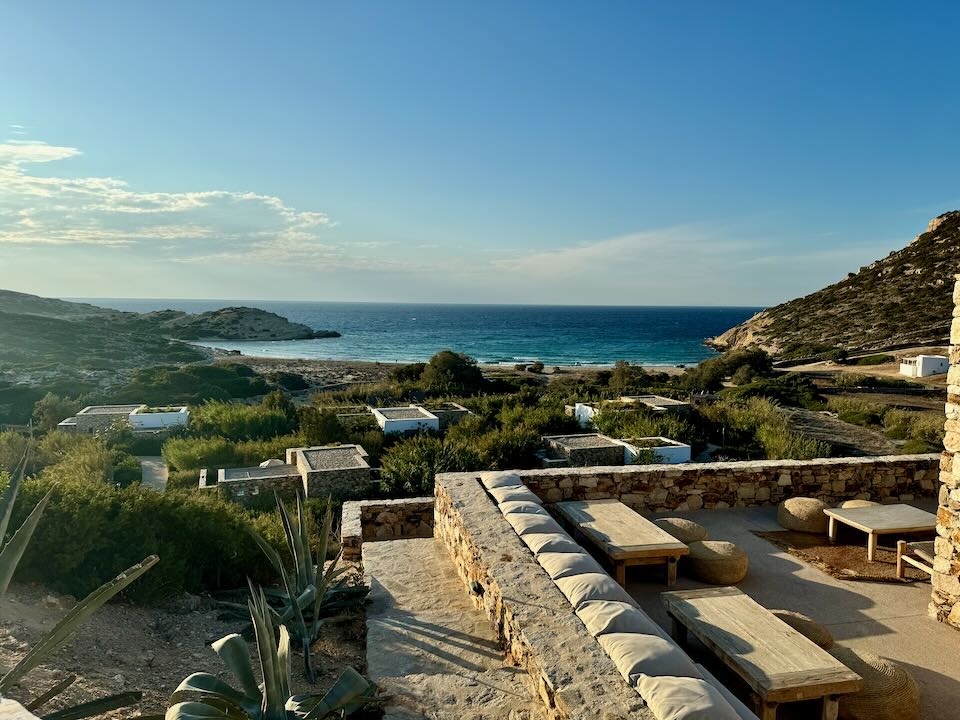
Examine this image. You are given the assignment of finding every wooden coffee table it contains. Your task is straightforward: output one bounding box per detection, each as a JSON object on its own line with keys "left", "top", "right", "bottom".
{"left": 823, "top": 504, "right": 937, "bottom": 562}
{"left": 554, "top": 499, "right": 688, "bottom": 585}
{"left": 662, "top": 587, "right": 862, "bottom": 720}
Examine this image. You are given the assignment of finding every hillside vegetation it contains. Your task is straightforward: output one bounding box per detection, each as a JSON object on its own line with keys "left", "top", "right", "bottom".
{"left": 710, "top": 211, "right": 960, "bottom": 358}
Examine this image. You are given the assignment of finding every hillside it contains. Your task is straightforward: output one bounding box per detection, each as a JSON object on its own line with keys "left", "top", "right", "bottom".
{"left": 710, "top": 211, "right": 960, "bottom": 358}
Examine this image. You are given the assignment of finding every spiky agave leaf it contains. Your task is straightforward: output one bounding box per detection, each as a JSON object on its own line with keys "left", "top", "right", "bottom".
{"left": 41, "top": 691, "right": 143, "bottom": 720}
{"left": 168, "top": 673, "right": 259, "bottom": 718}
{"left": 210, "top": 634, "right": 261, "bottom": 701}
{"left": 287, "top": 667, "right": 378, "bottom": 720}
{"left": 0, "top": 446, "right": 30, "bottom": 541}
{"left": 165, "top": 701, "right": 248, "bottom": 720}
{"left": 248, "top": 588, "right": 286, "bottom": 720}
{"left": 0, "top": 555, "right": 159, "bottom": 692}
{"left": 0, "top": 448, "right": 52, "bottom": 599}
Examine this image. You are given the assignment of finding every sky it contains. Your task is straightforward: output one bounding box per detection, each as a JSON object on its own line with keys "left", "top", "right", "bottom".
{"left": 1, "top": 1, "right": 958, "bottom": 306}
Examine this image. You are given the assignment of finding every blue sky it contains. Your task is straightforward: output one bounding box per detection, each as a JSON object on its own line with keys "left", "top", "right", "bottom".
{"left": 1, "top": 1, "right": 958, "bottom": 305}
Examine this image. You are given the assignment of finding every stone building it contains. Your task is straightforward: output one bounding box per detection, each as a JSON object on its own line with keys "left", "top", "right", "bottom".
{"left": 540, "top": 433, "right": 626, "bottom": 467}
{"left": 933, "top": 276, "right": 960, "bottom": 628}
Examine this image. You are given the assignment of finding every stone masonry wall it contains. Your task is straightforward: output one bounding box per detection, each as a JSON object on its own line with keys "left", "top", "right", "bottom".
{"left": 514, "top": 454, "right": 938, "bottom": 512}
{"left": 304, "top": 466, "right": 372, "bottom": 499}
{"left": 932, "top": 275, "right": 960, "bottom": 628}
{"left": 340, "top": 497, "right": 434, "bottom": 561}
{"left": 434, "top": 473, "right": 653, "bottom": 720}
{"left": 217, "top": 474, "right": 302, "bottom": 506}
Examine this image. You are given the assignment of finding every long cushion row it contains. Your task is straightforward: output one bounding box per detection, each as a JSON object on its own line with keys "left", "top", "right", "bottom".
{"left": 483, "top": 477, "right": 753, "bottom": 720}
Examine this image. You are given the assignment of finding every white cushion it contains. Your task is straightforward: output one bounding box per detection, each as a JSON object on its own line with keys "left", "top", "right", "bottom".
{"left": 597, "top": 633, "right": 699, "bottom": 683}
{"left": 694, "top": 664, "right": 758, "bottom": 720}
{"left": 576, "top": 600, "right": 664, "bottom": 638}
{"left": 522, "top": 533, "right": 582, "bottom": 555}
{"left": 634, "top": 675, "right": 744, "bottom": 720}
{"left": 537, "top": 551, "right": 604, "bottom": 580}
{"left": 499, "top": 500, "right": 548, "bottom": 516}
{"left": 480, "top": 471, "right": 524, "bottom": 490}
{"left": 554, "top": 572, "right": 634, "bottom": 609}
{"left": 490, "top": 485, "right": 542, "bottom": 505}
{"left": 506, "top": 513, "right": 563, "bottom": 537}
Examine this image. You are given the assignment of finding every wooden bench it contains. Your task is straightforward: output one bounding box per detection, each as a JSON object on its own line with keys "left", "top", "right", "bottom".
{"left": 662, "top": 587, "right": 862, "bottom": 720}
{"left": 896, "top": 540, "right": 935, "bottom": 579}
{"left": 823, "top": 504, "right": 937, "bottom": 562}
{"left": 554, "top": 499, "right": 688, "bottom": 586}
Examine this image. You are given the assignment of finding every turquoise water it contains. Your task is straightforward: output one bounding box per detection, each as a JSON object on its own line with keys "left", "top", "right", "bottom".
{"left": 84, "top": 300, "right": 759, "bottom": 366}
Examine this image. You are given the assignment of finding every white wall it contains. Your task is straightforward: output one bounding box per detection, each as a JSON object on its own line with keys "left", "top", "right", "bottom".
{"left": 130, "top": 408, "right": 190, "bottom": 430}
{"left": 900, "top": 355, "right": 948, "bottom": 378}
{"left": 574, "top": 403, "right": 598, "bottom": 429}
{"left": 380, "top": 417, "right": 440, "bottom": 435}
{"left": 621, "top": 437, "right": 692, "bottom": 465}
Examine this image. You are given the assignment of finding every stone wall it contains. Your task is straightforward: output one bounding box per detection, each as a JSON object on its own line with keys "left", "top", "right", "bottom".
{"left": 933, "top": 275, "right": 960, "bottom": 628}
{"left": 434, "top": 473, "right": 654, "bottom": 720}
{"left": 216, "top": 473, "right": 302, "bottom": 505}
{"left": 341, "top": 497, "right": 434, "bottom": 561}
{"left": 511, "top": 454, "right": 938, "bottom": 512}
{"left": 304, "top": 466, "right": 372, "bottom": 499}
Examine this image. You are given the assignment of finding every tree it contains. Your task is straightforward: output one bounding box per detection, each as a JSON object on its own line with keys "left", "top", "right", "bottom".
{"left": 420, "top": 351, "right": 485, "bottom": 394}
{"left": 32, "top": 392, "right": 83, "bottom": 432}
{"left": 298, "top": 407, "right": 346, "bottom": 445}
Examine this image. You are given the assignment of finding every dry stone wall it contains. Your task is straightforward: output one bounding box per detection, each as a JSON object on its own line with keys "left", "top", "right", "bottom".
{"left": 512, "top": 455, "right": 938, "bottom": 512}
{"left": 340, "top": 497, "right": 434, "bottom": 561}
{"left": 933, "top": 276, "right": 960, "bottom": 628}
{"left": 434, "top": 472, "right": 654, "bottom": 720}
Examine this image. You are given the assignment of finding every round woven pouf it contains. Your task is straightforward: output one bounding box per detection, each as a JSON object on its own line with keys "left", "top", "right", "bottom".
{"left": 777, "top": 497, "right": 830, "bottom": 534}
{"left": 687, "top": 541, "right": 748, "bottom": 584}
{"left": 840, "top": 499, "right": 880, "bottom": 509}
{"left": 771, "top": 610, "right": 834, "bottom": 649}
{"left": 830, "top": 646, "right": 920, "bottom": 720}
{"left": 654, "top": 518, "right": 709, "bottom": 545}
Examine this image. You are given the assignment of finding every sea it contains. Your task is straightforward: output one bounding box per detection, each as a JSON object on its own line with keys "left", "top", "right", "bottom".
{"left": 81, "top": 299, "right": 760, "bottom": 367}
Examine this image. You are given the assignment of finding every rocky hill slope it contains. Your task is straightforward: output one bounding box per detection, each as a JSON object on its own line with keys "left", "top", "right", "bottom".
{"left": 710, "top": 211, "right": 960, "bottom": 358}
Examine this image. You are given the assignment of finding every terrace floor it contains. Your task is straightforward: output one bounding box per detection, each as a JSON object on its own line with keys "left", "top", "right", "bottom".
{"left": 363, "top": 538, "right": 544, "bottom": 720}
{"left": 624, "top": 503, "right": 960, "bottom": 720}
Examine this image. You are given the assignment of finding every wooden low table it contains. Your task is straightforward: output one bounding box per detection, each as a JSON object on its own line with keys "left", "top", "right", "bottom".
{"left": 662, "top": 587, "right": 862, "bottom": 720}
{"left": 554, "top": 499, "right": 687, "bottom": 586}
{"left": 823, "top": 504, "right": 937, "bottom": 562}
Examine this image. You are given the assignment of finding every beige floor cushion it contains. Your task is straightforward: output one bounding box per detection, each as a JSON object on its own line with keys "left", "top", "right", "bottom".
{"left": 840, "top": 499, "right": 879, "bottom": 509}
{"left": 507, "top": 512, "right": 563, "bottom": 537}
{"left": 490, "top": 485, "right": 543, "bottom": 505}
{"left": 554, "top": 572, "right": 634, "bottom": 608}
{"left": 777, "top": 497, "right": 830, "bottom": 534}
{"left": 695, "top": 664, "right": 759, "bottom": 720}
{"left": 480, "top": 471, "right": 524, "bottom": 490}
{"left": 597, "top": 632, "right": 699, "bottom": 683}
{"left": 537, "top": 551, "right": 604, "bottom": 580}
{"left": 522, "top": 532, "right": 582, "bottom": 555}
{"left": 635, "top": 675, "right": 746, "bottom": 720}
{"left": 830, "top": 646, "right": 920, "bottom": 720}
{"left": 654, "top": 517, "right": 709, "bottom": 545}
{"left": 686, "top": 541, "right": 749, "bottom": 584}
{"left": 499, "top": 500, "right": 548, "bottom": 516}
{"left": 576, "top": 600, "right": 663, "bottom": 638}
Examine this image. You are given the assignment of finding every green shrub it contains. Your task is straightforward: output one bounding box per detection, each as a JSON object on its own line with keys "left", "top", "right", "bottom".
{"left": 852, "top": 354, "right": 895, "bottom": 366}
{"left": 723, "top": 374, "right": 822, "bottom": 409}
{"left": 826, "top": 397, "right": 886, "bottom": 427}
{"left": 163, "top": 433, "right": 306, "bottom": 471}
{"left": 167, "top": 468, "right": 203, "bottom": 491}
{"left": 113, "top": 363, "right": 270, "bottom": 405}
{"left": 421, "top": 351, "right": 485, "bottom": 394}
{"left": 191, "top": 400, "right": 296, "bottom": 440}
{"left": 380, "top": 435, "right": 480, "bottom": 495}
{"left": 269, "top": 371, "right": 310, "bottom": 391}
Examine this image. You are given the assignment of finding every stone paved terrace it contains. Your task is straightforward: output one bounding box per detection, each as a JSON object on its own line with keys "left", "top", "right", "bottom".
{"left": 546, "top": 433, "right": 620, "bottom": 449}
{"left": 364, "top": 538, "right": 546, "bottom": 720}
{"left": 625, "top": 503, "right": 960, "bottom": 720}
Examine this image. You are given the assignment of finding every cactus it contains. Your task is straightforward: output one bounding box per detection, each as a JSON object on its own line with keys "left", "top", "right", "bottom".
{"left": 0, "top": 445, "right": 158, "bottom": 719}
{"left": 246, "top": 493, "right": 368, "bottom": 683}
{"left": 167, "top": 588, "right": 378, "bottom": 720}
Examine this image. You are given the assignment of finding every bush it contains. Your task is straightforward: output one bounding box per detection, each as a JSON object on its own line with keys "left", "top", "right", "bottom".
{"left": 191, "top": 400, "right": 296, "bottom": 440}
{"left": 7, "top": 475, "right": 275, "bottom": 602}
{"left": 298, "top": 407, "right": 347, "bottom": 445}
{"left": 826, "top": 397, "right": 885, "bottom": 427}
{"left": 167, "top": 468, "right": 203, "bottom": 491}
{"left": 269, "top": 371, "right": 310, "bottom": 391}
{"left": 852, "top": 354, "right": 895, "bottom": 366}
{"left": 113, "top": 363, "right": 270, "bottom": 405}
{"left": 390, "top": 362, "right": 426, "bottom": 384}
{"left": 163, "top": 433, "right": 306, "bottom": 471}
{"left": 421, "top": 351, "right": 485, "bottom": 395}
{"left": 700, "top": 397, "right": 830, "bottom": 460}
{"left": 529, "top": 361, "right": 545, "bottom": 374}
{"left": 380, "top": 435, "right": 480, "bottom": 495}
{"left": 723, "top": 374, "right": 822, "bottom": 409}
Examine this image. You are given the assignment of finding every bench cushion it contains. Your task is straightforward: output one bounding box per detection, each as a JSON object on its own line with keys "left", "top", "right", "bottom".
{"left": 521, "top": 533, "right": 583, "bottom": 555}
{"left": 499, "top": 500, "right": 549, "bottom": 516}
{"left": 554, "top": 573, "right": 635, "bottom": 609}
{"left": 598, "top": 632, "right": 699, "bottom": 682}
{"left": 634, "top": 675, "right": 745, "bottom": 720}
{"left": 480, "top": 471, "right": 524, "bottom": 490}
{"left": 507, "top": 513, "right": 563, "bottom": 537}
{"left": 490, "top": 485, "right": 543, "bottom": 505}
{"left": 538, "top": 551, "right": 604, "bottom": 580}
{"left": 576, "top": 600, "right": 664, "bottom": 638}
{"left": 694, "top": 664, "right": 758, "bottom": 720}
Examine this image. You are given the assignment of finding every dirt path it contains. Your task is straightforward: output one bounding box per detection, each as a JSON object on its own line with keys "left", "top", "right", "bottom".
{"left": 784, "top": 408, "right": 902, "bottom": 456}
{"left": 137, "top": 456, "right": 168, "bottom": 492}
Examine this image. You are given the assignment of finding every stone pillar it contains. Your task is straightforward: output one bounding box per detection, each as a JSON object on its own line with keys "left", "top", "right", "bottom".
{"left": 932, "top": 275, "right": 960, "bottom": 627}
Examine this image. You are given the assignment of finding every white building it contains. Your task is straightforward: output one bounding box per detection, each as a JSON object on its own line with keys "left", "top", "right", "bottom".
{"left": 129, "top": 406, "right": 191, "bottom": 430}
{"left": 621, "top": 436, "right": 692, "bottom": 465}
{"left": 58, "top": 404, "right": 190, "bottom": 432}
{"left": 372, "top": 405, "right": 440, "bottom": 435}
{"left": 899, "top": 355, "right": 949, "bottom": 378}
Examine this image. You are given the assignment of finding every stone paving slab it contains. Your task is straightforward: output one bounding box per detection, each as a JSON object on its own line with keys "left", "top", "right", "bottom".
{"left": 364, "top": 538, "right": 545, "bottom": 720}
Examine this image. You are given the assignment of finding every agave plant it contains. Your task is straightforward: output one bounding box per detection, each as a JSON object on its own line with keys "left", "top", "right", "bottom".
{"left": 168, "top": 588, "right": 378, "bottom": 720}
{"left": 245, "top": 493, "right": 368, "bottom": 682}
{"left": 0, "top": 446, "right": 158, "bottom": 718}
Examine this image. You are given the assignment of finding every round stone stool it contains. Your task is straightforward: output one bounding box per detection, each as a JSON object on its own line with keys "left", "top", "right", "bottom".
{"left": 654, "top": 518, "right": 709, "bottom": 545}
{"left": 777, "top": 497, "right": 830, "bottom": 534}
{"left": 829, "top": 646, "right": 919, "bottom": 720}
{"left": 771, "top": 610, "right": 834, "bottom": 648}
{"left": 687, "top": 540, "right": 748, "bottom": 584}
